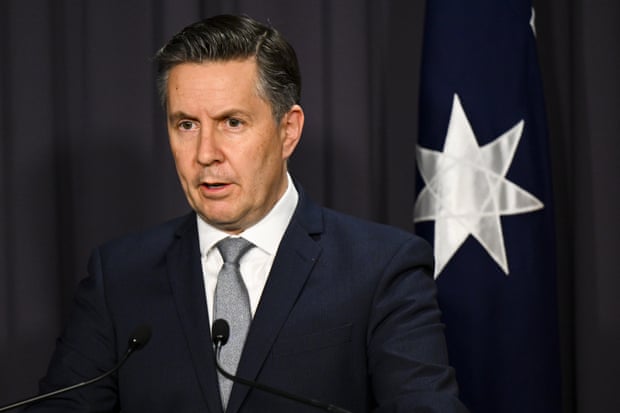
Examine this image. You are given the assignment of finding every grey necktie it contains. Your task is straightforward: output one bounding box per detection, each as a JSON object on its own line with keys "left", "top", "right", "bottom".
{"left": 214, "top": 237, "right": 254, "bottom": 409}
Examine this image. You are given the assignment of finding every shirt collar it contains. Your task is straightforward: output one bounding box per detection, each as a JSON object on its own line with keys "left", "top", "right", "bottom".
{"left": 197, "top": 173, "right": 299, "bottom": 257}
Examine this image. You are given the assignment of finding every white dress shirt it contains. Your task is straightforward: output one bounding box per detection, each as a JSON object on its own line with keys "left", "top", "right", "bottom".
{"left": 197, "top": 173, "right": 299, "bottom": 325}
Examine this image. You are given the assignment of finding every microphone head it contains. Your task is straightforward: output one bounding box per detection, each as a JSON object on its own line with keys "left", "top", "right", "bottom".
{"left": 212, "top": 319, "right": 230, "bottom": 346}
{"left": 128, "top": 325, "right": 152, "bottom": 351}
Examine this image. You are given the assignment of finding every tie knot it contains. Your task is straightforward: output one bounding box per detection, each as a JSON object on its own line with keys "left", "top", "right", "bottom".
{"left": 216, "top": 237, "right": 253, "bottom": 265}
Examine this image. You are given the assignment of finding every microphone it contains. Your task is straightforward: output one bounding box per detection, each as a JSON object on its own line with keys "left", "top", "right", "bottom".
{"left": 211, "top": 319, "right": 351, "bottom": 413}
{"left": 0, "top": 325, "right": 152, "bottom": 412}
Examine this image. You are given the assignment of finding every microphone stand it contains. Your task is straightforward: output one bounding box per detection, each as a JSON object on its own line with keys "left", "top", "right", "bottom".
{"left": 212, "top": 320, "right": 351, "bottom": 413}
{"left": 0, "top": 325, "right": 151, "bottom": 412}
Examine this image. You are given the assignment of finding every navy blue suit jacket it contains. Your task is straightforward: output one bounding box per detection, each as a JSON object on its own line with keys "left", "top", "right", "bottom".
{"left": 29, "top": 188, "right": 467, "bottom": 412}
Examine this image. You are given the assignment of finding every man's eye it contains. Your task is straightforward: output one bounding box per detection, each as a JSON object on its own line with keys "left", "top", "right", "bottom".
{"left": 226, "top": 118, "right": 243, "bottom": 128}
{"left": 179, "top": 121, "right": 195, "bottom": 130}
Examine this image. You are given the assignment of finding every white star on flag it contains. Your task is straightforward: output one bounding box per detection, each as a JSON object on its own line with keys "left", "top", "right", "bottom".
{"left": 414, "top": 94, "right": 544, "bottom": 278}
{"left": 530, "top": 7, "right": 537, "bottom": 37}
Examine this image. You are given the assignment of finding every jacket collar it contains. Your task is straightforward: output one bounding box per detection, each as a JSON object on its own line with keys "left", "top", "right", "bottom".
{"left": 167, "top": 184, "right": 324, "bottom": 412}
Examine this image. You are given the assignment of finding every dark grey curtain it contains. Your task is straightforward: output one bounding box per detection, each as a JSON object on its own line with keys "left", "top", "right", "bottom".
{"left": 536, "top": 1, "right": 620, "bottom": 412}
{"left": 0, "top": 1, "right": 618, "bottom": 412}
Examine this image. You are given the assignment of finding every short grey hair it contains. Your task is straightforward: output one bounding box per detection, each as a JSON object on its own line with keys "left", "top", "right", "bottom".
{"left": 154, "top": 14, "right": 301, "bottom": 122}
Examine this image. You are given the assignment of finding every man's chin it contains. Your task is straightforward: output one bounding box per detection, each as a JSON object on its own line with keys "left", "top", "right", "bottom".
{"left": 197, "top": 212, "right": 245, "bottom": 235}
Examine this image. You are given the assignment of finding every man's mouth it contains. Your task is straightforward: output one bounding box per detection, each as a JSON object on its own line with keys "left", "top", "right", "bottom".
{"left": 200, "top": 180, "right": 232, "bottom": 191}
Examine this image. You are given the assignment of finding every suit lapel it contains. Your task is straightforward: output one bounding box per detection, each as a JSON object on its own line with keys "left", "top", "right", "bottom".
{"left": 167, "top": 214, "right": 223, "bottom": 413}
{"left": 225, "top": 193, "right": 324, "bottom": 413}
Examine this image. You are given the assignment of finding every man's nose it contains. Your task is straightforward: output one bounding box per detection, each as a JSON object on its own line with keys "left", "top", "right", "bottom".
{"left": 196, "top": 125, "right": 223, "bottom": 166}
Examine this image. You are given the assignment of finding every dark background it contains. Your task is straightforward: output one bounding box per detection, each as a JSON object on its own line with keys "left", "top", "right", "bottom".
{"left": 1, "top": 1, "right": 618, "bottom": 412}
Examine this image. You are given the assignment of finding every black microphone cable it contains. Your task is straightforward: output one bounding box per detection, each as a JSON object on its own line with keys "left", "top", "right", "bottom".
{"left": 0, "top": 325, "right": 152, "bottom": 412}
{"left": 212, "top": 319, "right": 351, "bottom": 413}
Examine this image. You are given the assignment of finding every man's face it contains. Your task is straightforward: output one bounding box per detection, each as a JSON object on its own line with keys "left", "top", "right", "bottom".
{"left": 166, "top": 59, "right": 303, "bottom": 234}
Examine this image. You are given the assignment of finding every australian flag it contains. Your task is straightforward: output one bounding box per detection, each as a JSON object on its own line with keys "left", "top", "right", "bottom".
{"left": 414, "top": 1, "right": 561, "bottom": 412}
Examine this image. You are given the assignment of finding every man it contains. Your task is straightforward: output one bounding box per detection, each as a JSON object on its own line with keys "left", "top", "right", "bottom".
{"left": 27, "top": 15, "right": 467, "bottom": 412}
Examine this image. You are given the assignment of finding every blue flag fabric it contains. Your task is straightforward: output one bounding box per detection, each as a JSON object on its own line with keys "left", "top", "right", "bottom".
{"left": 414, "top": 1, "right": 561, "bottom": 412}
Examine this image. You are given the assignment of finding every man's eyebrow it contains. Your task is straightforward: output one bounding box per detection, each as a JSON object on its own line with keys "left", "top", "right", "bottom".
{"left": 214, "top": 109, "right": 251, "bottom": 119}
{"left": 167, "top": 111, "right": 196, "bottom": 122}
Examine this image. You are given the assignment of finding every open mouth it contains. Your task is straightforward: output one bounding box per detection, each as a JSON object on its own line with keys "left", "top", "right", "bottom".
{"left": 202, "top": 181, "right": 231, "bottom": 190}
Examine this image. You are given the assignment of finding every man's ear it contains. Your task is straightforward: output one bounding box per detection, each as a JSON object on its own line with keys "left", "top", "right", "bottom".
{"left": 281, "top": 104, "right": 304, "bottom": 160}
